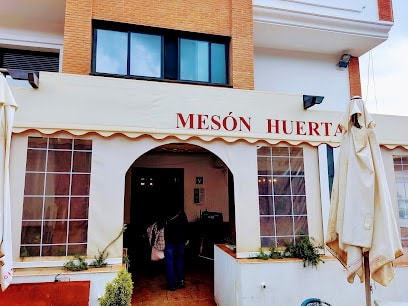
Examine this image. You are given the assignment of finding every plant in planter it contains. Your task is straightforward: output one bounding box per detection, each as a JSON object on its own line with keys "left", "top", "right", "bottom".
{"left": 253, "top": 233, "right": 324, "bottom": 268}
{"left": 268, "top": 246, "right": 284, "bottom": 259}
{"left": 224, "top": 236, "right": 236, "bottom": 252}
{"left": 91, "top": 225, "right": 127, "bottom": 268}
{"left": 63, "top": 254, "right": 88, "bottom": 271}
{"left": 284, "top": 233, "right": 324, "bottom": 268}
{"left": 99, "top": 268, "right": 133, "bottom": 306}
{"left": 63, "top": 225, "right": 127, "bottom": 271}
{"left": 255, "top": 249, "right": 270, "bottom": 260}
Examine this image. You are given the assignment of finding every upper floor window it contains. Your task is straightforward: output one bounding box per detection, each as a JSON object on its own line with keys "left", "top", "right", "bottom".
{"left": 257, "top": 146, "right": 308, "bottom": 248}
{"left": 21, "top": 137, "right": 92, "bottom": 257}
{"left": 92, "top": 21, "right": 229, "bottom": 85}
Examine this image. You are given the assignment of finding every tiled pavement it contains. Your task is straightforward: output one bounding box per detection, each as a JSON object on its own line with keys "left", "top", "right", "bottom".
{"left": 131, "top": 258, "right": 216, "bottom": 305}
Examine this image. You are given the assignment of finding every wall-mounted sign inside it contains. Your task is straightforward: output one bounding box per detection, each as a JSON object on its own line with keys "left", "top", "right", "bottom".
{"left": 194, "top": 188, "right": 205, "bottom": 204}
{"left": 196, "top": 177, "right": 204, "bottom": 184}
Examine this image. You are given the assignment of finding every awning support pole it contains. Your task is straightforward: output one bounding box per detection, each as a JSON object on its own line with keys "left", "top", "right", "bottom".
{"left": 364, "top": 252, "right": 372, "bottom": 306}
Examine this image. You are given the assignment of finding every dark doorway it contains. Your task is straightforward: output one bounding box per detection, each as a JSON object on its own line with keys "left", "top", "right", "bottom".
{"left": 123, "top": 145, "right": 236, "bottom": 300}
{"left": 131, "top": 167, "right": 184, "bottom": 228}
{"left": 125, "top": 167, "right": 184, "bottom": 275}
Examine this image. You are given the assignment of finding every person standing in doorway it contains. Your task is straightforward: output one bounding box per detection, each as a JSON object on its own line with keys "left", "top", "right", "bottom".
{"left": 164, "top": 207, "right": 188, "bottom": 291}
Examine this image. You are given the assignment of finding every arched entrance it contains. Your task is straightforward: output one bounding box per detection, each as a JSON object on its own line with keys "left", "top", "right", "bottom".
{"left": 123, "top": 142, "right": 236, "bottom": 298}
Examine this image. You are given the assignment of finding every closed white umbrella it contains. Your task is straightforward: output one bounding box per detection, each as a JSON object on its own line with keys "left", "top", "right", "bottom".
{"left": 326, "top": 97, "right": 403, "bottom": 306}
{"left": 0, "top": 73, "right": 18, "bottom": 291}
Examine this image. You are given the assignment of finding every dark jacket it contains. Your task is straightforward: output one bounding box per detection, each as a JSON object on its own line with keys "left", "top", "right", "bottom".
{"left": 164, "top": 210, "right": 188, "bottom": 244}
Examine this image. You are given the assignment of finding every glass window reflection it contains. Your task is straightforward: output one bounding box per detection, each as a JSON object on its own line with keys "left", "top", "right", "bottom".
{"left": 211, "top": 43, "right": 226, "bottom": 84}
{"left": 130, "top": 33, "right": 162, "bottom": 77}
{"left": 180, "top": 39, "right": 209, "bottom": 82}
{"left": 95, "top": 29, "right": 127, "bottom": 74}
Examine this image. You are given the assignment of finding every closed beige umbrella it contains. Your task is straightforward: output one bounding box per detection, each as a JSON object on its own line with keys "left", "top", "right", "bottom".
{"left": 0, "top": 73, "right": 18, "bottom": 291}
{"left": 326, "top": 97, "right": 403, "bottom": 306}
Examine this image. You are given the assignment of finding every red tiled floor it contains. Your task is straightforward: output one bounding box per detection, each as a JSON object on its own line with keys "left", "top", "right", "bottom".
{"left": 131, "top": 258, "right": 216, "bottom": 305}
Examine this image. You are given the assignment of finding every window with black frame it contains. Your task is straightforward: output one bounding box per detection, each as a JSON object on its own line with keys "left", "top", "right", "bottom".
{"left": 92, "top": 21, "right": 229, "bottom": 85}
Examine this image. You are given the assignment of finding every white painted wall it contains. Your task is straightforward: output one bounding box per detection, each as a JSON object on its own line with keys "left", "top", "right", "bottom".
{"left": 254, "top": 48, "right": 351, "bottom": 112}
{"left": 0, "top": 26, "right": 63, "bottom": 52}
{"left": 214, "top": 246, "right": 239, "bottom": 306}
{"left": 0, "top": 27, "right": 63, "bottom": 71}
{"left": 215, "top": 245, "right": 408, "bottom": 306}
{"left": 254, "top": 0, "right": 380, "bottom": 21}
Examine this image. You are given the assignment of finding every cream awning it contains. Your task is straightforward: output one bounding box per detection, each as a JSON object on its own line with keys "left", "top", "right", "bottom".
{"left": 10, "top": 72, "right": 408, "bottom": 150}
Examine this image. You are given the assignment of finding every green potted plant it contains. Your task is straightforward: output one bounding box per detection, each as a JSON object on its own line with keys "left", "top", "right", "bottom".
{"left": 63, "top": 254, "right": 88, "bottom": 271}
{"left": 254, "top": 233, "right": 324, "bottom": 268}
{"left": 99, "top": 268, "right": 133, "bottom": 306}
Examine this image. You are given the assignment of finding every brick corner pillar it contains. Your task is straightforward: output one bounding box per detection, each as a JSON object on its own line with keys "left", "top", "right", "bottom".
{"left": 378, "top": 0, "right": 394, "bottom": 22}
{"left": 62, "top": 0, "right": 93, "bottom": 75}
{"left": 231, "top": 0, "right": 254, "bottom": 90}
{"left": 348, "top": 57, "right": 362, "bottom": 98}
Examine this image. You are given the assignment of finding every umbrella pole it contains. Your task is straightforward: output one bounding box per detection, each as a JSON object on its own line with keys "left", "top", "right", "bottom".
{"left": 364, "top": 252, "right": 372, "bottom": 306}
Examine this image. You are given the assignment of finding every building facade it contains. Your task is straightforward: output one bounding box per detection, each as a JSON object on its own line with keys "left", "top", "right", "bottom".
{"left": 1, "top": 0, "right": 407, "bottom": 305}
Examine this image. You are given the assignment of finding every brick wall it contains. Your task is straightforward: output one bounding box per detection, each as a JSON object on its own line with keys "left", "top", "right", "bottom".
{"left": 231, "top": 1, "right": 254, "bottom": 89}
{"left": 378, "top": 0, "right": 394, "bottom": 21}
{"left": 62, "top": 0, "right": 254, "bottom": 89}
{"left": 63, "top": 0, "right": 93, "bottom": 75}
{"left": 348, "top": 57, "right": 362, "bottom": 98}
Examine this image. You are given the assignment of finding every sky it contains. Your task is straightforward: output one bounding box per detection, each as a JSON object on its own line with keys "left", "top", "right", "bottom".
{"left": 360, "top": 0, "right": 408, "bottom": 116}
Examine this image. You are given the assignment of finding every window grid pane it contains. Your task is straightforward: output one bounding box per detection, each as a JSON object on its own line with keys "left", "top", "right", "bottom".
{"left": 180, "top": 39, "right": 209, "bottom": 82}
{"left": 210, "top": 43, "right": 227, "bottom": 84}
{"left": 393, "top": 155, "right": 408, "bottom": 247}
{"left": 258, "top": 146, "right": 308, "bottom": 248}
{"left": 21, "top": 137, "right": 92, "bottom": 257}
{"left": 130, "top": 33, "right": 162, "bottom": 78}
{"left": 95, "top": 29, "right": 128, "bottom": 75}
